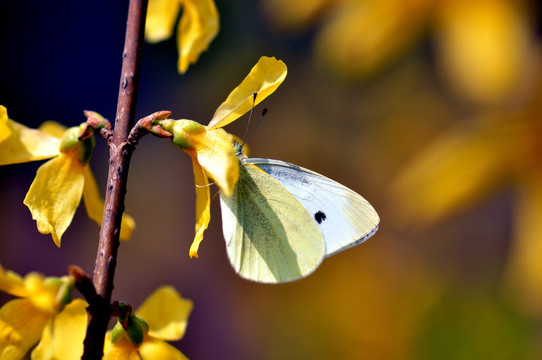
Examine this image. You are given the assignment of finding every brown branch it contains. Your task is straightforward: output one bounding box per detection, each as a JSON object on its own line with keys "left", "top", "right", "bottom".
{"left": 82, "top": 0, "right": 148, "bottom": 358}
{"left": 69, "top": 265, "right": 97, "bottom": 304}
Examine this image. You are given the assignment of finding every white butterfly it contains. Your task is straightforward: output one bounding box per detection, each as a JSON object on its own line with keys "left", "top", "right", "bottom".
{"left": 219, "top": 151, "right": 379, "bottom": 284}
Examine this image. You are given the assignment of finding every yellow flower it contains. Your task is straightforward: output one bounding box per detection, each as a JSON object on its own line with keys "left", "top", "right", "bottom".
{"left": 0, "top": 264, "right": 86, "bottom": 360}
{"left": 0, "top": 106, "right": 135, "bottom": 246}
{"left": 155, "top": 56, "right": 287, "bottom": 257}
{"left": 262, "top": 0, "right": 533, "bottom": 104}
{"left": 145, "top": 0, "right": 219, "bottom": 74}
{"left": 30, "top": 299, "right": 88, "bottom": 360}
{"left": 391, "top": 95, "right": 542, "bottom": 314}
{"left": 104, "top": 286, "right": 193, "bottom": 360}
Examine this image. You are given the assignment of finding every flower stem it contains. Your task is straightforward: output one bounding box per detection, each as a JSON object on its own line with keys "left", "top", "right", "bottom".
{"left": 82, "top": 0, "right": 148, "bottom": 358}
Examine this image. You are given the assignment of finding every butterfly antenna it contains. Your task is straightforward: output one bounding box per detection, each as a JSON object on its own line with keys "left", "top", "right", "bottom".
{"left": 241, "top": 108, "right": 267, "bottom": 148}
{"left": 241, "top": 92, "right": 258, "bottom": 144}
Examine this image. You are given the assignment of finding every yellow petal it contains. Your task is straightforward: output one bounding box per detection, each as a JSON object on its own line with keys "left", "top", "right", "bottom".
{"left": 38, "top": 121, "right": 67, "bottom": 139}
{"left": 31, "top": 299, "right": 87, "bottom": 360}
{"left": 177, "top": 0, "right": 219, "bottom": 74}
{"left": 82, "top": 166, "right": 136, "bottom": 241}
{"left": 262, "top": 0, "right": 331, "bottom": 31}
{"left": 193, "top": 127, "right": 238, "bottom": 197}
{"left": 208, "top": 56, "right": 287, "bottom": 129}
{"left": 391, "top": 117, "right": 526, "bottom": 225}
{"left": 23, "top": 274, "right": 73, "bottom": 315}
{"left": 139, "top": 338, "right": 188, "bottom": 360}
{"left": 145, "top": 0, "right": 182, "bottom": 43}
{"left": 103, "top": 333, "right": 141, "bottom": 360}
{"left": 24, "top": 155, "right": 85, "bottom": 247}
{"left": 0, "top": 299, "right": 51, "bottom": 360}
{"left": 157, "top": 118, "right": 238, "bottom": 199}
{"left": 314, "top": 0, "right": 431, "bottom": 79}
{"left": 0, "top": 106, "right": 12, "bottom": 143}
{"left": 136, "top": 286, "right": 193, "bottom": 341}
{"left": 24, "top": 274, "right": 60, "bottom": 314}
{"left": 0, "top": 265, "right": 26, "bottom": 298}
{"left": 436, "top": 0, "right": 531, "bottom": 103}
{"left": 0, "top": 106, "right": 59, "bottom": 165}
{"left": 503, "top": 171, "right": 542, "bottom": 315}
{"left": 189, "top": 156, "right": 211, "bottom": 258}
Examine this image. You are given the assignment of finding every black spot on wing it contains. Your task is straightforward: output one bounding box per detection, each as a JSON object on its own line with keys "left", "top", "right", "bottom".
{"left": 314, "top": 211, "right": 326, "bottom": 224}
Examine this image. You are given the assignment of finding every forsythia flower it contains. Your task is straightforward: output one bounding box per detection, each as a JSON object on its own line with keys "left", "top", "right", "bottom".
{"left": 0, "top": 264, "right": 87, "bottom": 360}
{"left": 391, "top": 104, "right": 542, "bottom": 314}
{"left": 0, "top": 106, "right": 135, "bottom": 246}
{"left": 104, "top": 286, "right": 193, "bottom": 360}
{"left": 145, "top": 0, "right": 219, "bottom": 74}
{"left": 155, "top": 56, "right": 287, "bottom": 257}
{"left": 262, "top": 0, "right": 533, "bottom": 104}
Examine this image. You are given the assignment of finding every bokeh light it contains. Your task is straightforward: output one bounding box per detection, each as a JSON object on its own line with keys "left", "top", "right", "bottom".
{"left": 1, "top": 0, "right": 541, "bottom": 358}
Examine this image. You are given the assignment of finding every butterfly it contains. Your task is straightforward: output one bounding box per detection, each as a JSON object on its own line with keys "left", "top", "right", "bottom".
{"left": 219, "top": 144, "right": 380, "bottom": 283}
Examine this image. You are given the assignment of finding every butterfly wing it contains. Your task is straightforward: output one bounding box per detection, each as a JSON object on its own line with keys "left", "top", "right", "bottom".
{"left": 219, "top": 162, "right": 325, "bottom": 283}
{"left": 245, "top": 158, "right": 379, "bottom": 256}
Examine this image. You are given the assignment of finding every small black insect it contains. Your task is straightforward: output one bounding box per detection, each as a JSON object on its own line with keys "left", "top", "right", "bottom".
{"left": 314, "top": 210, "right": 326, "bottom": 224}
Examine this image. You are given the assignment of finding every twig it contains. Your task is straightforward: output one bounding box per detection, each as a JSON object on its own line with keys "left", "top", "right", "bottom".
{"left": 82, "top": 0, "right": 148, "bottom": 358}
{"left": 127, "top": 110, "right": 173, "bottom": 145}
{"left": 69, "top": 265, "right": 97, "bottom": 304}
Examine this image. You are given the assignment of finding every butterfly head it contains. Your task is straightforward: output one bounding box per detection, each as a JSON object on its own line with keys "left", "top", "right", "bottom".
{"left": 233, "top": 139, "right": 249, "bottom": 160}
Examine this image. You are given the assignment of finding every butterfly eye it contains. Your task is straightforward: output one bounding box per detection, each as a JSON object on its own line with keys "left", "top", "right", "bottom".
{"left": 314, "top": 211, "right": 327, "bottom": 224}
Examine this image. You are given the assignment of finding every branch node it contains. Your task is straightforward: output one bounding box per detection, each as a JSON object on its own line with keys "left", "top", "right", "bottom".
{"left": 84, "top": 110, "right": 113, "bottom": 141}
{"left": 128, "top": 110, "right": 173, "bottom": 145}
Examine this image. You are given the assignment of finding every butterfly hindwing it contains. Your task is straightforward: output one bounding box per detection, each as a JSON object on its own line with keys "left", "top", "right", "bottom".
{"left": 219, "top": 162, "right": 325, "bottom": 283}
{"left": 244, "top": 158, "right": 380, "bottom": 256}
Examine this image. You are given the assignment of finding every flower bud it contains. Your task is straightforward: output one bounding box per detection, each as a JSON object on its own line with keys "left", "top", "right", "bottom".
{"left": 111, "top": 310, "right": 149, "bottom": 346}
{"left": 157, "top": 119, "right": 206, "bottom": 150}
{"left": 59, "top": 123, "right": 95, "bottom": 164}
{"left": 125, "top": 313, "right": 149, "bottom": 345}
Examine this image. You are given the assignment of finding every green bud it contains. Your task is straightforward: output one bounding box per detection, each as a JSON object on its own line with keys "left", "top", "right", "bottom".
{"left": 111, "top": 310, "right": 150, "bottom": 346}
{"left": 125, "top": 312, "right": 149, "bottom": 345}
{"left": 43, "top": 276, "right": 74, "bottom": 307}
{"left": 59, "top": 123, "right": 95, "bottom": 164}
{"left": 84, "top": 110, "right": 109, "bottom": 130}
{"left": 158, "top": 119, "right": 206, "bottom": 150}
{"left": 111, "top": 322, "right": 126, "bottom": 344}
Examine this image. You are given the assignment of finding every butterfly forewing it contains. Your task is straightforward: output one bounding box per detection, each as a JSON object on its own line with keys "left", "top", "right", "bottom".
{"left": 219, "top": 163, "right": 325, "bottom": 283}
{"left": 245, "top": 158, "right": 379, "bottom": 256}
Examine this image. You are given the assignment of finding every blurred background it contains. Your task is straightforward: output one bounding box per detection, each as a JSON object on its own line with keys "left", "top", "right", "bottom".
{"left": 1, "top": 0, "right": 542, "bottom": 358}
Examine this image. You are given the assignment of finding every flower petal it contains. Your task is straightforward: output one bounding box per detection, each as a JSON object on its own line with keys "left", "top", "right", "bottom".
{"left": 82, "top": 166, "right": 136, "bottom": 241}
{"left": 313, "top": 0, "right": 430, "bottom": 79}
{"left": 139, "top": 338, "right": 188, "bottom": 360}
{"left": 103, "top": 333, "right": 141, "bottom": 360}
{"left": 436, "top": 0, "right": 531, "bottom": 103}
{"left": 0, "top": 299, "right": 51, "bottom": 360}
{"left": 177, "top": 0, "right": 219, "bottom": 74}
{"left": 262, "top": 0, "right": 331, "bottom": 31}
{"left": 145, "top": 0, "right": 182, "bottom": 43}
{"left": 23, "top": 274, "right": 73, "bottom": 315}
{"left": 0, "top": 106, "right": 12, "bottom": 143}
{"left": 0, "top": 265, "right": 26, "bottom": 298}
{"left": 391, "top": 117, "right": 526, "bottom": 225}
{"left": 208, "top": 56, "right": 287, "bottom": 129}
{"left": 193, "top": 127, "right": 238, "bottom": 197}
{"left": 503, "top": 171, "right": 542, "bottom": 315}
{"left": 0, "top": 106, "right": 59, "bottom": 165}
{"left": 136, "top": 286, "right": 193, "bottom": 341}
{"left": 189, "top": 156, "right": 211, "bottom": 258}
{"left": 24, "top": 155, "right": 85, "bottom": 247}
{"left": 156, "top": 119, "right": 238, "bottom": 199}
{"left": 38, "top": 121, "right": 67, "bottom": 139}
{"left": 31, "top": 299, "right": 87, "bottom": 360}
